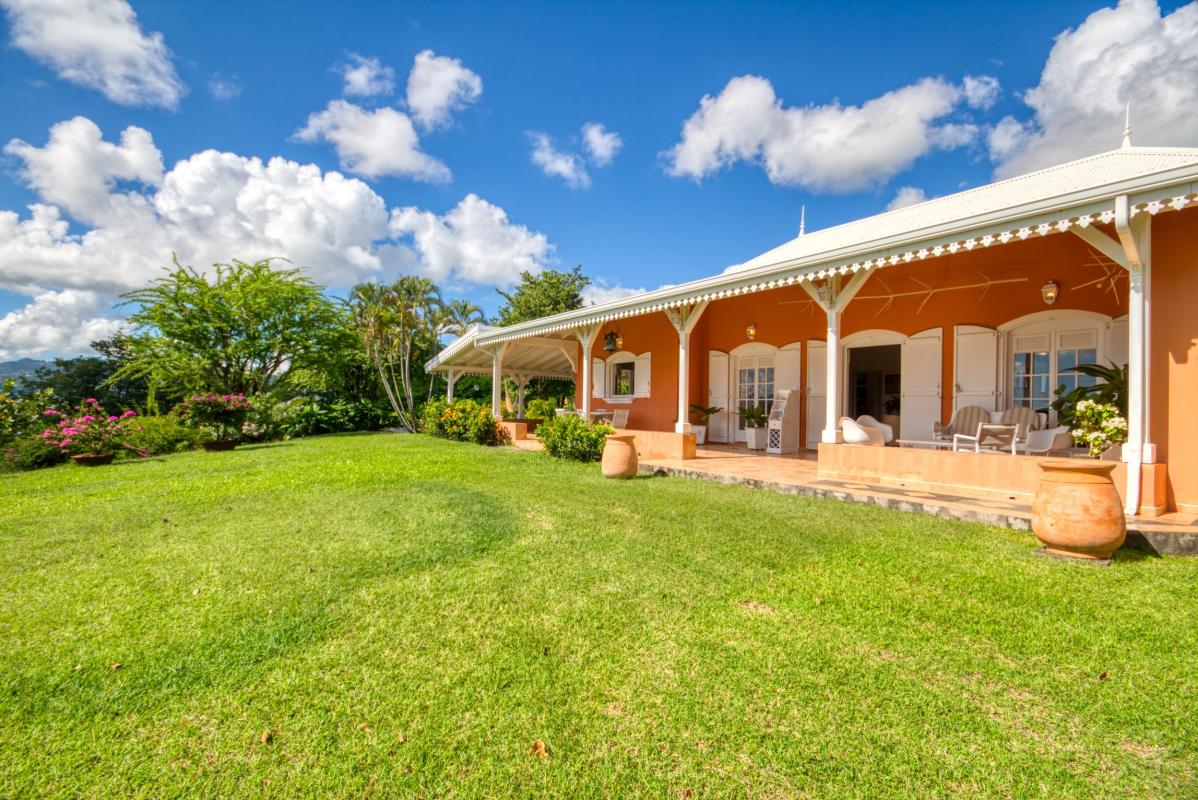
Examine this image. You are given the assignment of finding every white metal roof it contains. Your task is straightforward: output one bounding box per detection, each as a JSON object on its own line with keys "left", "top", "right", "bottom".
{"left": 425, "top": 323, "right": 576, "bottom": 377}
{"left": 435, "top": 144, "right": 1198, "bottom": 351}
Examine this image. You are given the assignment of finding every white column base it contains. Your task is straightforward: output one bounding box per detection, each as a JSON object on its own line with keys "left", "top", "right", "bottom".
{"left": 1142, "top": 442, "right": 1158, "bottom": 464}
{"left": 822, "top": 429, "right": 843, "bottom": 444}
{"left": 675, "top": 422, "right": 692, "bottom": 434}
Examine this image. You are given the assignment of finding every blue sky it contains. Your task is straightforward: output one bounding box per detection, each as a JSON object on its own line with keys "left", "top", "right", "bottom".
{"left": 1, "top": 0, "right": 1195, "bottom": 359}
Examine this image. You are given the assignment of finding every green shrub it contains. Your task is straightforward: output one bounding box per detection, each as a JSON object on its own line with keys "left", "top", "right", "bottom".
{"left": 524, "top": 397, "right": 556, "bottom": 421}
{"left": 123, "top": 414, "right": 205, "bottom": 455}
{"left": 422, "top": 399, "right": 508, "bottom": 446}
{"left": 538, "top": 414, "right": 612, "bottom": 461}
{"left": 2, "top": 436, "right": 67, "bottom": 471}
{"left": 0, "top": 381, "right": 56, "bottom": 447}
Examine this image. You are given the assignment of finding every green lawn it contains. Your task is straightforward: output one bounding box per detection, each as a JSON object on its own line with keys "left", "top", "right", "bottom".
{"left": 1, "top": 434, "right": 1195, "bottom": 798}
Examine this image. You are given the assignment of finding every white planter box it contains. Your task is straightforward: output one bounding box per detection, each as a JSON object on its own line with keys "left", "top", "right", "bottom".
{"left": 693, "top": 425, "right": 707, "bottom": 445}
{"left": 745, "top": 427, "right": 768, "bottom": 450}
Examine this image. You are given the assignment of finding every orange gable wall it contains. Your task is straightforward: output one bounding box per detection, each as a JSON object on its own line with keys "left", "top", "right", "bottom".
{"left": 1149, "top": 207, "right": 1198, "bottom": 512}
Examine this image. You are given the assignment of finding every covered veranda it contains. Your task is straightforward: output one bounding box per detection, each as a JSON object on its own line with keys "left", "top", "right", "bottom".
{"left": 425, "top": 144, "right": 1198, "bottom": 519}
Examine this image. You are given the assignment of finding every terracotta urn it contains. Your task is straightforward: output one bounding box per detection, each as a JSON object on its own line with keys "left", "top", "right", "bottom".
{"left": 1031, "top": 459, "right": 1126, "bottom": 560}
{"left": 201, "top": 439, "right": 239, "bottom": 452}
{"left": 601, "top": 434, "right": 639, "bottom": 479}
{"left": 71, "top": 452, "right": 115, "bottom": 467}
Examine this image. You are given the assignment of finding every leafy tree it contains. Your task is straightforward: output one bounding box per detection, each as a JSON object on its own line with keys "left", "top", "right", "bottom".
{"left": 23, "top": 335, "right": 152, "bottom": 411}
{"left": 114, "top": 257, "right": 340, "bottom": 396}
{"left": 350, "top": 276, "right": 442, "bottom": 430}
{"left": 438, "top": 299, "right": 487, "bottom": 337}
{"left": 494, "top": 266, "right": 589, "bottom": 326}
{"left": 494, "top": 266, "right": 590, "bottom": 405}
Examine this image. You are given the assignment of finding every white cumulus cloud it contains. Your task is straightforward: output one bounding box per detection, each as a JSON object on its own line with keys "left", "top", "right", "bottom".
{"left": 581, "top": 123, "right": 623, "bottom": 165}
{"left": 962, "top": 75, "right": 1001, "bottom": 110}
{"left": 0, "top": 289, "right": 125, "bottom": 360}
{"left": 886, "top": 186, "right": 928, "bottom": 211}
{"left": 405, "top": 50, "right": 482, "bottom": 130}
{"left": 666, "top": 75, "right": 982, "bottom": 192}
{"left": 338, "top": 53, "right": 395, "bottom": 97}
{"left": 582, "top": 279, "right": 645, "bottom": 306}
{"left": 990, "top": 0, "right": 1198, "bottom": 178}
{"left": 528, "top": 132, "right": 590, "bottom": 189}
{"left": 294, "top": 100, "right": 451, "bottom": 182}
{"left": 389, "top": 193, "right": 552, "bottom": 287}
{"left": 0, "top": 0, "right": 185, "bottom": 108}
{"left": 208, "top": 73, "right": 241, "bottom": 101}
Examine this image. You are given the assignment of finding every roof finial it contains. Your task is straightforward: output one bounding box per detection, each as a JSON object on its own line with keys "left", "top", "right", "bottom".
{"left": 1121, "top": 102, "right": 1132, "bottom": 149}
{"left": 798, "top": 205, "right": 806, "bottom": 237}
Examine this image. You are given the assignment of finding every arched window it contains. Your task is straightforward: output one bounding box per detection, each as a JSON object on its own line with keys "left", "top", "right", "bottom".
{"left": 999, "top": 311, "right": 1111, "bottom": 416}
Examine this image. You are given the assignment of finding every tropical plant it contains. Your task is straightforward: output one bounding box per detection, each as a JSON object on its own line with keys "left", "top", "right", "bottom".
{"left": 438, "top": 299, "right": 487, "bottom": 337}
{"left": 690, "top": 404, "right": 723, "bottom": 424}
{"left": 1070, "top": 400, "right": 1128, "bottom": 457}
{"left": 1051, "top": 362, "right": 1128, "bottom": 429}
{"left": 737, "top": 404, "right": 769, "bottom": 429}
{"left": 39, "top": 399, "right": 138, "bottom": 456}
{"left": 351, "top": 276, "right": 443, "bottom": 431}
{"left": 2, "top": 435, "right": 67, "bottom": 471}
{"left": 122, "top": 414, "right": 206, "bottom": 455}
{"left": 524, "top": 397, "right": 557, "bottom": 421}
{"left": 421, "top": 399, "right": 508, "bottom": 446}
{"left": 114, "top": 257, "right": 340, "bottom": 397}
{"left": 0, "top": 379, "right": 56, "bottom": 446}
{"left": 181, "top": 393, "right": 252, "bottom": 440}
{"left": 538, "top": 414, "right": 612, "bottom": 461}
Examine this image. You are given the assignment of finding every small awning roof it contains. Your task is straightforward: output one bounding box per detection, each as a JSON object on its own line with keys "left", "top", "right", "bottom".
{"left": 454, "top": 145, "right": 1197, "bottom": 347}
{"left": 425, "top": 324, "right": 576, "bottom": 378}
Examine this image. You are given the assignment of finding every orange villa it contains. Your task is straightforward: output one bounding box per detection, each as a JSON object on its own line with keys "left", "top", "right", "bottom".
{"left": 426, "top": 141, "right": 1198, "bottom": 527}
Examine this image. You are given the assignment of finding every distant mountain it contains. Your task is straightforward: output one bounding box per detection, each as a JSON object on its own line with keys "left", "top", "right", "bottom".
{"left": 0, "top": 358, "right": 50, "bottom": 382}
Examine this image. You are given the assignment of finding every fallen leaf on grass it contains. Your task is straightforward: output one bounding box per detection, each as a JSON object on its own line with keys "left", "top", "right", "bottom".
{"left": 260, "top": 730, "right": 274, "bottom": 744}
{"left": 359, "top": 722, "right": 370, "bottom": 731}
{"left": 73, "top": 663, "right": 83, "bottom": 671}
{"left": 530, "top": 739, "right": 548, "bottom": 758}
{"left": 110, "top": 663, "right": 122, "bottom": 671}
{"left": 396, "top": 733, "right": 406, "bottom": 744}
{"left": 192, "top": 587, "right": 201, "bottom": 596}
{"left": 1098, "top": 671, "right": 1110, "bottom": 681}
{"left": 737, "top": 600, "right": 776, "bottom": 615}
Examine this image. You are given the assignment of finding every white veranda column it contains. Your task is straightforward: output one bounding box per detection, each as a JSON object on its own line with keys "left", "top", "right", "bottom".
{"left": 576, "top": 325, "right": 600, "bottom": 419}
{"left": 665, "top": 302, "right": 707, "bottom": 434}
{"left": 445, "top": 369, "right": 457, "bottom": 403}
{"left": 490, "top": 344, "right": 507, "bottom": 419}
{"left": 516, "top": 376, "right": 527, "bottom": 418}
{"left": 822, "top": 307, "right": 843, "bottom": 444}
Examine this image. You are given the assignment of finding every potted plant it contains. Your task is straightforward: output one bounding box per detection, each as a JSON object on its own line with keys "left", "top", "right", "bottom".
{"left": 689, "top": 404, "right": 722, "bottom": 445}
{"left": 737, "top": 404, "right": 769, "bottom": 450}
{"left": 1030, "top": 399, "right": 1128, "bottom": 560}
{"left": 40, "top": 398, "right": 138, "bottom": 466}
{"left": 183, "top": 393, "right": 251, "bottom": 451}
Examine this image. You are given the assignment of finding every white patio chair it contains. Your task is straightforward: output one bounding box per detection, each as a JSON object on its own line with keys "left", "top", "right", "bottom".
{"left": 999, "top": 406, "right": 1041, "bottom": 440}
{"left": 610, "top": 408, "right": 629, "bottom": 428}
{"left": 554, "top": 408, "right": 572, "bottom": 417}
{"left": 934, "top": 405, "right": 990, "bottom": 442}
{"left": 840, "top": 416, "right": 885, "bottom": 446}
{"left": 856, "top": 414, "right": 894, "bottom": 443}
{"left": 953, "top": 423, "right": 1018, "bottom": 454}
{"left": 1019, "top": 426, "right": 1074, "bottom": 456}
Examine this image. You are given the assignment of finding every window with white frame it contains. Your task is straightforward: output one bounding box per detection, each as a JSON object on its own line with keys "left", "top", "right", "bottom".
{"left": 1006, "top": 318, "right": 1103, "bottom": 417}
{"left": 597, "top": 351, "right": 650, "bottom": 401}
{"left": 610, "top": 359, "right": 635, "bottom": 397}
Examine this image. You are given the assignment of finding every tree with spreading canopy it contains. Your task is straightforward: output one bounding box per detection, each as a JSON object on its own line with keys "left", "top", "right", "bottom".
{"left": 113, "top": 257, "right": 340, "bottom": 398}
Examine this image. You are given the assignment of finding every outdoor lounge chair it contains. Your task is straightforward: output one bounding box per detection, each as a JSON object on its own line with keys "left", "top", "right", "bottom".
{"left": 840, "top": 416, "right": 885, "bottom": 446}
{"left": 998, "top": 406, "right": 1041, "bottom": 439}
{"left": 952, "top": 423, "right": 1018, "bottom": 454}
{"left": 856, "top": 414, "right": 894, "bottom": 443}
{"left": 610, "top": 408, "right": 629, "bottom": 428}
{"left": 933, "top": 405, "right": 990, "bottom": 442}
{"left": 1019, "top": 426, "right": 1074, "bottom": 456}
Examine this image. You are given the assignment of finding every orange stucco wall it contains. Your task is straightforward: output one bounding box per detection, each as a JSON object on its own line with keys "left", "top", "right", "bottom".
{"left": 1149, "top": 208, "right": 1198, "bottom": 512}
{"left": 573, "top": 209, "right": 1197, "bottom": 509}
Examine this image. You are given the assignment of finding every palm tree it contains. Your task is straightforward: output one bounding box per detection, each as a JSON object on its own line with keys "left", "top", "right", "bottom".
{"left": 439, "top": 299, "right": 487, "bottom": 338}
{"left": 349, "top": 277, "right": 442, "bottom": 430}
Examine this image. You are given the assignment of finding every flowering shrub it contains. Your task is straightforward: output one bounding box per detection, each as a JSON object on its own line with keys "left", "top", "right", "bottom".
{"left": 0, "top": 380, "right": 55, "bottom": 447}
{"left": 421, "top": 399, "right": 508, "bottom": 446}
{"left": 1070, "top": 399, "right": 1127, "bottom": 457}
{"left": 538, "top": 414, "right": 612, "bottom": 462}
{"left": 39, "top": 399, "right": 137, "bottom": 456}
{"left": 123, "top": 413, "right": 205, "bottom": 455}
{"left": 181, "top": 393, "right": 251, "bottom": 440}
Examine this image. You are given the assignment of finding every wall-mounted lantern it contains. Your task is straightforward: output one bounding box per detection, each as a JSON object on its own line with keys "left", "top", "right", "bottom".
{"left": 745, "top": 322, "right": 758, "bottom": 341}
{"left": 603, "top": 331, "right": 620, "bottom": 352}
{"left": 1041, "top": 280, "right": 1059, "bottom": 306}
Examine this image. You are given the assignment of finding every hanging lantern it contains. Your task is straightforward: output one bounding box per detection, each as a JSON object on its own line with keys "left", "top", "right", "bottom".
{"left": 603, "top": 331, "right": 618, "bottom": 352}
{"left": 746, "top": 322, "right": 758, "bottom": 340}
{"left": 615, "top": 332, "right": 624, "bottom": 349}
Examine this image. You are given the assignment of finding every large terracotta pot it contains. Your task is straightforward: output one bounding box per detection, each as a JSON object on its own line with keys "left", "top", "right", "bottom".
{"left": 1031, "top": 459, "right": 1126, "bottom": 560}
{"left": 72, "top": 452, "right": 115, "bottom": 467}
{"left": 201, "top": 439, "right": 238, "bottom": 452}
{"left": 601, "top": 434, "right": 638, "bottom": 479}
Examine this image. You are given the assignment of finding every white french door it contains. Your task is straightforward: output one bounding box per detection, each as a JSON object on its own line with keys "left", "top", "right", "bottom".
{"left": 735, "top": 355, "right": 775, "bottom": 442}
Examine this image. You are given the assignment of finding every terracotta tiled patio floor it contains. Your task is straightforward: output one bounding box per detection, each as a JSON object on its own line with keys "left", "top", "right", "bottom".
{"left": 638, "top": 443, "right": 1198, "bottom": 557}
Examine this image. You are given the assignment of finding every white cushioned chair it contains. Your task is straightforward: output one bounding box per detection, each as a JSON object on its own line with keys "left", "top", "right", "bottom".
{"left": 840, "top": 416, "right": 885, "bottom": 446}
{"left": 610, "top": 408, "right": 629, "bottom": 428}
{"left": 856, "top": 414, "right": 894, "bottom": 443}
{"left": 934, "top": 405, "right": 990, "bottom": 442}
{"left": 1019, "top": 426, "right": 1074, "bottom": 456}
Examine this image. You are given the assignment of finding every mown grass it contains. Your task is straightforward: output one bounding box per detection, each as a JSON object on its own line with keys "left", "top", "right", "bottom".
{"left": 1, "top": 433, "right": 1195, "bottom": 798}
